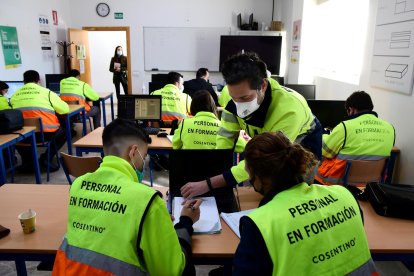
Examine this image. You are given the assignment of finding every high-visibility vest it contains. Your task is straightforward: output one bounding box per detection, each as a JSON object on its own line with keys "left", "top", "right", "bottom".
{"left": 60, "top": 77, "right": 99, "bottom": 112}
{"left": 217, "top": 80, "right": 316, "bottom": 183}
{"left": 10, "top": 83, "right": 69, "bottom": 132}
{"left": 0, "top": 95, "right": 11, "bottom": 110}
{"left": 315, "top": 113, "right": 395, "bottom": 185}
{"left": 53, "top": 156, "right": 187, "bottom": 275}
{"left": 248, "top": 182, "right": 376, "bottom": 276}
{"left": 151, "top": 84, "right": 191, "bottom": 121}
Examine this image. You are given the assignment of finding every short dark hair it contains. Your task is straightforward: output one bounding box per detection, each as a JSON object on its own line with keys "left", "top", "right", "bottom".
{"left": 113, "top": 45, "right": 123, "bottom": 58}
{"left": 221, "top": 52, "right": 267, "bottom": 90}
{"left": 69, "top": 69, "right": 80, "bottom": 78}
{"left": 196, "top": 68, "right": 209, "bottom": 79}
{"left": 190, "top": 90, "right": 217, "bottom": 116}
{"left": 103, "top": 118, "right": 151, "bottom": 150}
{"left": 0, "top": 81, "right": 9, "bottom": 90}
{"left": 245, "top": 132, "right": 317, "bottom": 191}
{"left": 167, "top": 72, "right": 183, "bottom": 84}
{"left": 23, "top": 70, "right": 40, "bottom": 84}
{"left": 345, "top": 91, "right": 374, "bottom": 111}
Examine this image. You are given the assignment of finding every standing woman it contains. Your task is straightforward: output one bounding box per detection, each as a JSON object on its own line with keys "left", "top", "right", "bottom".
{"left": 233, "top": 132, "right": 377, "bottom": 275}
{"left": 109, "top": 46, "right": 128, "bottom": 99}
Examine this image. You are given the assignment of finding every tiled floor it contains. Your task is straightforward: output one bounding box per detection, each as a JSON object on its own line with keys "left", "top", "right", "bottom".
{"left": 1, "top": 104, "right": 413, "bottom": 275}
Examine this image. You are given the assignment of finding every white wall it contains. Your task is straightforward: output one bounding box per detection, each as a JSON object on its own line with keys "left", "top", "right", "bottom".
{"left": 0, "top": 0, "right": 71, "bottom": 83}
{"left": 88, "top": 31, "right": 127, "bottom": 98}
{"left": 284, "top": 0, "right": 413, "bottom": 183}
{"left": 67, "top": 0, "right": 274, "bottom": 93}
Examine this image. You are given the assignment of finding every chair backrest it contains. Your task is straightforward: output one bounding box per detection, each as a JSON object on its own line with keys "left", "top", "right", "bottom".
{"left": 343, "top": 158, "right": 388, "bottom": 186}
{"left": 60, "top": 152, "right": 102, "bottom": 184}
{"left": 23, "top": 117, "right": 45, "bottom": 144}
{"left": 64, "top": 100, "right": 80, "bottom": 105}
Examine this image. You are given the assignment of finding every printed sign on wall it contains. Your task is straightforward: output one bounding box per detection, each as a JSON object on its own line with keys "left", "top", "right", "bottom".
{"left": 0, "top": 25, "right": 22, "bottom": 69}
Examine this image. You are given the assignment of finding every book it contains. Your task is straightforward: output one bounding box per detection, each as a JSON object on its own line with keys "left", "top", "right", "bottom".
{"left": 220, "top": 209, "right": 255, "bottom": 238}
{"left": 173, "top": 196, "right": 221, "bottom": 234}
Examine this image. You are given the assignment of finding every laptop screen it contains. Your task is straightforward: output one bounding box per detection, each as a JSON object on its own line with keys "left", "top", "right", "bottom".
{"left": 168, "top": 149, "right": 239, "bottom": 213}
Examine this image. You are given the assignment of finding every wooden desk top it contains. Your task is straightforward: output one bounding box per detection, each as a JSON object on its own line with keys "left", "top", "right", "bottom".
{"left": 73, "top": 127, "right": 173, "bottom": 150}
{"left": 0, "top": 127, "right": 36, "bottom": 146}
{"left": 68, "top": 104, "right": 84, "bottom": 113}
{"left": 99, "top": 92, "right": 114, "bottom": 99}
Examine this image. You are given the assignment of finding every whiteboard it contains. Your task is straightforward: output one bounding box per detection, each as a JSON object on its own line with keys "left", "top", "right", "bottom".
{"left": 144, "top": 27, "right": 231, "bottom": 72}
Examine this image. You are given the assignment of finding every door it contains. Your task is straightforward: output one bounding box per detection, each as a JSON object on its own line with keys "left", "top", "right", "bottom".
{"left": 68, "top": 28, "right": 91, "bottom": 84}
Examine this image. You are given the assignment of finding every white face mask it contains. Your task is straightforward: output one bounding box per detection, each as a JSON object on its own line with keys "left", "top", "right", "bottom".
{"left": 179, "top": 84, "right": 185, "bottom": 92}
{"left": 117, "top": 50, "right": 123, "bottom": 56}
{"left": 234, "top": 93, "right": 261, "bottom": 118}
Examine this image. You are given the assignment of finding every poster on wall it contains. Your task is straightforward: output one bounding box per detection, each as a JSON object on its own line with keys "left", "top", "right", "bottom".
{"left": 76, "top": 44, "right": 86, "bottom": 60}
{"left": 0, "top": 25, "right": 22, "bottom": 69}
{"left": 370, "top": 0, "right": 414, "bottom": 95}
{"left": 39, "top": 14, "right": 53, "bottom": 58}
{"left": 290, "top": 20, "right": 302, "bottom": 64}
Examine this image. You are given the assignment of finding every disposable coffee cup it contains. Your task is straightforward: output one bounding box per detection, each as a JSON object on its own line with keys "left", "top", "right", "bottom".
{"left": 18, "top": 209, "right": 36, "bottom": 234}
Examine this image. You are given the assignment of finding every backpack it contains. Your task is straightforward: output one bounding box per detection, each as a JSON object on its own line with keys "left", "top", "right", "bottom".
{"left": 0, "top": 109, "right": 24, "bottom": 134}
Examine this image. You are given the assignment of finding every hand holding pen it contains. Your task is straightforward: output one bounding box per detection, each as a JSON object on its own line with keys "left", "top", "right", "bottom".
{"left": 180, "top": 199, "right": 202, "bottom": 224}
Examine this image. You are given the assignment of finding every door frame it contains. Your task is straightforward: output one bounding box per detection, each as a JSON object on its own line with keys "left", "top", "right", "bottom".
{"left": 83, "top": 26, "right": 132, "bottom": 94}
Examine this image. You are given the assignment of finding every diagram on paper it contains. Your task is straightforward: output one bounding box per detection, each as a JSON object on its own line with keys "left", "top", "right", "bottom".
{"left": 370, "top": 0, "right": 414, "bottom": 95}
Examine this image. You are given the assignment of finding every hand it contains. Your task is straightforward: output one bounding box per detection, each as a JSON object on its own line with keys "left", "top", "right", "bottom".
{"left": 115, "top": 67, "right": 121, "bottom": 72}
{"left": 180, "top": 199, "right": 202, "bottom": 224}
{"left": 240, "top": 130, "right": 251, "bottom": 142}
{"left": 180, "top": 180, "right": 209, "bottom": 199}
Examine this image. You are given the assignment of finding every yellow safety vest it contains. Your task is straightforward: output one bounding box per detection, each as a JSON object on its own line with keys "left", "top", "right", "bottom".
{"left": 60, "top": 77, "right": 99, "bottom": 112}
{"left": 151, "top": 84, "right": 191, "bottom": 121}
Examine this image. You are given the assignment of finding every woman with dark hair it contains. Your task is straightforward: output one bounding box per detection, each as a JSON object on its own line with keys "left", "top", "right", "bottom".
{"left": 109, "top": 45, "right": 128, "bottom": 99}
{"left": 0, "top": 81, "right": 11, "bottom": 110}
{"left": 233, "top": 132, "right": 377, "bottom": 275}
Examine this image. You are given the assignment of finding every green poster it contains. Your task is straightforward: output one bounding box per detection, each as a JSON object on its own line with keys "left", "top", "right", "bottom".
{"left": 0, "top": 26, "right": 22, "bottom": 68}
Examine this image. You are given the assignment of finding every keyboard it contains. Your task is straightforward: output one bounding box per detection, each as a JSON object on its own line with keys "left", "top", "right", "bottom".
{"left": 144, "top": 127, "right": 160, "bottom": 135}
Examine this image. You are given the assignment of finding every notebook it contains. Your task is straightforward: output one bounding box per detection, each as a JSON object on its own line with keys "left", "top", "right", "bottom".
{"left": 173, "top": 196, "right": 222, "bottom": 234}
{"left": 220, "top": 209, "right": 255, "bottom": 238}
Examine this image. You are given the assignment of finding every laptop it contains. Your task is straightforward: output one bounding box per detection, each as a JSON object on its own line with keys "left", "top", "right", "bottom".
{"left": 168, "top": 149, "right": 240, "bottom": 213}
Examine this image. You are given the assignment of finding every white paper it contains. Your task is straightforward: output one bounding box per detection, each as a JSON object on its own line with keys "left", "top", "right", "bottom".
{"left": 220, "top": 209, "right": 255, "bottom": 238}
{"left": 167, "top": 135, "right": 173, "bottom": 143}
{"left": 114, "top": 62, "right": 121, "bottom": 70}
{"left": 173, "top": 197, "right": 221, "bottom": 234}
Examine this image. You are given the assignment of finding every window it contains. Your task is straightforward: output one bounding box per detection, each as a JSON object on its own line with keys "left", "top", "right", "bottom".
{"left": 302, "top": 0, "right": 369, "bottom": 84}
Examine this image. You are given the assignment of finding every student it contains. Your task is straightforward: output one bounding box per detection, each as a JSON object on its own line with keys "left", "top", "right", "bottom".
{"left": 109, "top": 45, "right": 128, "bottom": 99}
{"left": 233, "top": 132, "right": 377, "bottom": 275}
{"left": 0, "top": 81, "right": 11, "bottom": 110}
{"left": 151, "top": 71, "right": 191, "bottom": 123}
{"left": 183, "top": 68, "right": 219, "bottom": 105}
{"left": 10, "top": 70, "right": 69, "bottom": 172}
{"left": 315, "top": 91, "right": 395, "bottom": 185}
{"left": 172, "top": 90, "right": 246, "bottom": 151}
{"left": 60, "top": 69, "right": 101, "bottom": 128}
{"left": 53, "top": 118, "right": 201, "bottom": 276}
{"left": 181, "top": 52, "right": 322, "bottom": 199}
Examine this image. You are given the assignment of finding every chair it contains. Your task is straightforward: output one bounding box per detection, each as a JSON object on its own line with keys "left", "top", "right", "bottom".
{"left": 342, "top": 158, "right": 388, "bottom": 186}
{"left": 63, "top": 100, "right": 93, "bottom": 132}
{"left": 17, "top": 117, "right": 60, "bottom": 182}
{"left": 60, "top": 152, "right": 102, "bottom": 184}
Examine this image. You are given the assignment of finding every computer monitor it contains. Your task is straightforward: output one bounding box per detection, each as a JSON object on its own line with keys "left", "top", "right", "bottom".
{"left": 118, "top": 95, "right": 162, "bottom": 121}
{"left": 271, "top": 75, "right": 284, "bottom": 86}
{"left": 4, "top": 81, "right": 24, "bottom": 99}
{"left": 249, "top": 13, "right": 253, "bottom": 26}
{"left": 45, "top": 74, "right": 69, "bottom": 94}
{"left": 307, "top": 100, "right": 347, "bottom": 130}
{"left": 285, "top": 84, "right": 316, "bottom": 100}
{"left": 237, "top": 13, "right": 242, "bottom": 29}
{"left": 168, "top": 149, "right": 239, "bottom": 213}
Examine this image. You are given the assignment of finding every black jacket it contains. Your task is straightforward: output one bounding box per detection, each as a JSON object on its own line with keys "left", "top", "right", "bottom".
{"left": 183, "top": 78, "right": 218, "bottom": 106}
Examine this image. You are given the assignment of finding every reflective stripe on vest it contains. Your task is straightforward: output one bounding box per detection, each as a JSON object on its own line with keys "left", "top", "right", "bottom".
{"left": 248, "top": 183, "right": 373, "bottom": 275}
{"left": 61, "top": 94, "right": 90, "bottom": 112}
{"left": 57, "top": 237, "right": 147, "bottom": 275}
{"left": 19, "top": 109, "right": 60, "bottom": 132}
{"left": 152, "top": 84, "right": 189, "bottom": 120}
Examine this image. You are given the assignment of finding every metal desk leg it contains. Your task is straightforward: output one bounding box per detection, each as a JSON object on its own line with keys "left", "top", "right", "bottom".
{"left": 101, "top": 99, "right": 107, "bottom": 127}
{"left": 386, "top": 151, "right": 398, "bottom": 184}
{"left": 110, "top": 95, "right": 115, "bottom": 121}
{"left": 15, "top": 259, "right": 28, "bottom": 276}
{"left": 65, "top": 115, "right": 72, "bottom": 155}
{"left": 81, "top": 111, "right": 87, "bottom": 136}
{"left": 30, "top": 133, "right": 41, "bottom": 184}
{"left": 0, "top": 149, "right": 6, "bottom": 185}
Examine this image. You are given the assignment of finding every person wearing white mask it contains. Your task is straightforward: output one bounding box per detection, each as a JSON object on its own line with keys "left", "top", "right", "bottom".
{"left": 181, "top": 52, "right": 322, "bottom": 199}
{"left": 151, "top": 71, "right": 191, "bottom": 125}
{"left": 109, "top": 45, "right": 128, "bottom": 100}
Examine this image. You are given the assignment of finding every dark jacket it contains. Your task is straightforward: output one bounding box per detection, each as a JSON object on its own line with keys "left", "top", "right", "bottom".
{"left": 183, "top": 78, "right": 218, "bottom": 106}
{"left": 109, "top": 56, "right": 128, "bottom": 82}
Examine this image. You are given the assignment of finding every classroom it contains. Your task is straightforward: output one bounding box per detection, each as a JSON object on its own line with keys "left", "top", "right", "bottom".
{"left": 1, "top": 0, "right": 414, "bottom": 275}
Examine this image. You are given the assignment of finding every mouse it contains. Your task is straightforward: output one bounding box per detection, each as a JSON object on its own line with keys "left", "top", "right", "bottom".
{"left": 157, "top": 132, "right": 168, "bottom": 138}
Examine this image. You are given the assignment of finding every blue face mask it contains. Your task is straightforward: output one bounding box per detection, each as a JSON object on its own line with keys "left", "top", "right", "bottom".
{"left": 131, "top": 149, "right": 146, "bottom": 183}
{"left": 117, "top": 50, "right": 123, "bottom": 56}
